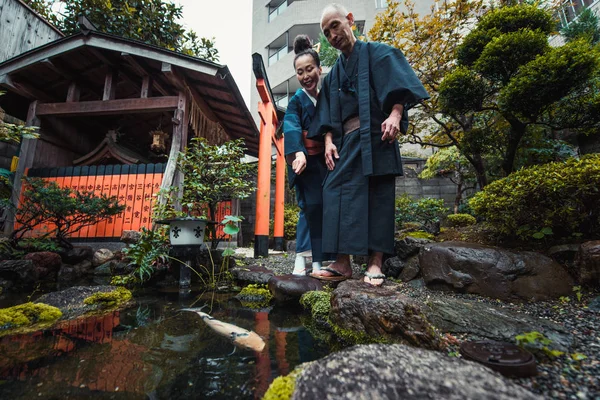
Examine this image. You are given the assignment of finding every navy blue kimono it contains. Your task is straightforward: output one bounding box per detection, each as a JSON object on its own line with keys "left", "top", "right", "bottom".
{"left": 284, "top": 89, "right": 332, "bottom": 262}
{"left": 309, "top": 40, "right": 429, "bottom": 256}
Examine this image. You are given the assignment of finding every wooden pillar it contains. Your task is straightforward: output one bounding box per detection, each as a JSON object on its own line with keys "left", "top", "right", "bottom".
{"left": 254, "top": 103, "right": 272, "bottom": 258}
{"left": 4, "top": 101, "right": 39, "bottom": 235}
{"left": 273, "top": 138, "right": 285, "bottom": 251}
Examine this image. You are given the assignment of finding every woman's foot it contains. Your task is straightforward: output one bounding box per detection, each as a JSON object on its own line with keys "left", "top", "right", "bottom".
{"left": 363, "top": 252, "right": 385, "bottom": 287}
{"left": 310, "top": 255, "right": 352, "bottom": 279}
{"left": 292, "top": 254, "right": 310, "bottom": 276}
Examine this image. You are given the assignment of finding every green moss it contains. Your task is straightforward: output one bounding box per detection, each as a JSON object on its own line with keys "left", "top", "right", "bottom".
{"left": 263, "top": 366, "right": 303, "bottom": 400}
{"left": 83, "top": 287, "right": 132, "bottom": 308}
{"left": 0, "top": 302, "right": 62, "bottom": 332}
{"left": 446, "top": 213, "right": 477, "bottom": 227}
{"left": 237, "top": 284, "right": 273, "bottom": 309}
{"left": 405, "top": 231, "right": 435, "bottom": 240}
{"left": 299, "top": 291, "right": 331, "bottom": 320}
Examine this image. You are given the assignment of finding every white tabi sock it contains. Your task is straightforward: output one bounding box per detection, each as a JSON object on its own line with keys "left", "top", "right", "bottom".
{"left": 312, "top": 261, "right": 322, "bottom": 272}
{"left": 293, "top": 254, "right": 307, "bottom": 276}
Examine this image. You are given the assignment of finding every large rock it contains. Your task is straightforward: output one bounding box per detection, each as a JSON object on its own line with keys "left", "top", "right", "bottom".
{"left": 92, "top": 249, "right": 115, "bottom": 267}
{"left": 24, "top": 251, "right": 62, "bottom": 279}
{"left": 382, "top": 256, "right": 403, "bottom": 278}
{"left": 36, "top": 285, "right": 126, "bottom": 320}
{"left": 120, "top": 230, "right": 141, "bottom": 244}
{"left": 398, "top": 257, "right": 420, "bottom": 282}
{"left": 330, "top": 280, "right": 444, "bottom": 350}
{"left": 0, "top": 259, "right": 38, "bottom": 284}
{"left": 292, "top": 344, "right": 540, "bottom": 400}
{"left": 268, "top": 275, "right": 324, "bottom": 302}
{"left": 420, "top": 241, "right": 574, "bottom": 301}
{"left": 394, "top": 236, "right": 432, "bottom": 260}
{"left": 423, "top": 297, "right": 573, "bottom": 352}
{"left": 61, "top": 246, "right": 94, "bottom": 264}
{"left": 57, "top": 264, "right": 81, "bottom": 282}
{"left": 575, "top": 240, "right": 600, "bottom": 286}
{"left": 231, "top": 265, "right": 274, "bottom": 284}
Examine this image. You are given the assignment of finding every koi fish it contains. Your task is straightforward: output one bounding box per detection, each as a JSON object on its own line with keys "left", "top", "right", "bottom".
{"left": 181, "top": 308, "right": 266, "bottom": 352}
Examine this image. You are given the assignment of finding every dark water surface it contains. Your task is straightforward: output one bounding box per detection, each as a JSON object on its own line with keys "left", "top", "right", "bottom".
{"left": 0, "top": 290, "right": 330, "bottom": 399}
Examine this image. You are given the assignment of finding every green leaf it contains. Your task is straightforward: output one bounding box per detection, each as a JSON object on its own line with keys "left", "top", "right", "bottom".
{"left": 540, "top": 227, "right": 553, "bottom": 235}
{"left": 571, "top": 352, "right": 588, "bottom": 361}
{"left": 532, "top": 232, "right": 545, "bottom": 239}
{"left": 223, "top": 224, "right": 239, "bottom": 235}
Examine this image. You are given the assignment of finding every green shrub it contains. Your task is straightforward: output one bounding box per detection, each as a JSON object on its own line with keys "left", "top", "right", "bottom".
{"left": 469, "top": 155, "right": 600, "bottom": 239}
{"left": 446, "top": 214, "right": 477, "bottom": 228}
{"left": 395, "top": 194, "right": 449, "bottom": 233}
{"left": 271, "top": 204, "right": 300, "bottom": 240}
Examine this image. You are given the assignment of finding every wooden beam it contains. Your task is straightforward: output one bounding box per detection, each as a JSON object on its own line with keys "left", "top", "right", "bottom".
{"left": 103, "top": 69, "right": 118, "bottom": 101}
{"left": 141, "top": 76, "right": 152, "bottom": 98}
{"left": 42, "top": 58, "right": 103, "bottom": 98}
{"left": 66, "top": 82, "right": 80, "bottom": 102}
{"left": 201, "top": 93, "right": 237, "bottom": 107}
{"left": 36, "top": 97, "right": 179, "bottom": 116}
{"left": 0, "top": 74, "right": 53, "bottom": 102}
{"left": 121, "top": 52, "right": 169, "bottom": 96}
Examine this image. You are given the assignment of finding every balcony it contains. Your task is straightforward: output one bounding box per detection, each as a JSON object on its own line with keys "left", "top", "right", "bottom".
{"left": 557, "top": 0, "right": 599, "bottom": 27}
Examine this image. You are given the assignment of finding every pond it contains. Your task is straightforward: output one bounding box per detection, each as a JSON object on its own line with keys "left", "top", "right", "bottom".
{"left": 0, "top": 289, "right": 330, "bottom": 399}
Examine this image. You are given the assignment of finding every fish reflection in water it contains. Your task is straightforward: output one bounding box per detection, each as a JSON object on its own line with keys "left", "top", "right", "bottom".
{"left": 181, "top": 308, "right": 266, "bottom": 352}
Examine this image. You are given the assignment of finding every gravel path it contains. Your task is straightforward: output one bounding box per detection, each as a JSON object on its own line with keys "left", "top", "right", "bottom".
{"left": 238, "top": 250, "right": 600, "bottom": 400}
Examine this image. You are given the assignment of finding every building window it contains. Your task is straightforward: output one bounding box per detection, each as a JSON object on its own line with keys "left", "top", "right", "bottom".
{"left": 268, "top": 0, "right": 288, "bottom": 22}
{"left": 268, "top": 45, "right": 289, "bottom": 66}
{"left": 558, "top": 0, "right": 598, "bottom": 27}
{"left": 375, "top": 0, "right": 388, "bottom": 9}
{"left": 275, "top": 94, "right": 289, "bottom": 108}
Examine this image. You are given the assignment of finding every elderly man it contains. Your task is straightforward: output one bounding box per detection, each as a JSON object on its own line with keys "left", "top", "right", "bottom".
{"left": 309, "top": 3, "right": 429, "bottom": 286}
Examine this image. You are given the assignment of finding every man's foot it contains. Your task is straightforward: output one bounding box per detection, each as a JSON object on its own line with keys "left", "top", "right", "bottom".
{"left": 310, "top": 255, "right": 352, "bottom": 279}
{"left": 363, "top": 252, "right": 385, "bottom": 287}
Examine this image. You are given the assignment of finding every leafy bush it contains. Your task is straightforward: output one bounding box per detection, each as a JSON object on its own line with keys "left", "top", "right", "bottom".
{"left": 446, "top": 214, "right": 477, "bottom": 228}
{"left": 469, "top": 155, "right": 600, "bottom": 239}
{"left": 395, "top": 195, "right": 449, "bottom": 233}
{"left": 9, "top": 177, "right": 124, "bottom": 249}
{"left": 122, "top": 227, "right": 170, "bottom": 282}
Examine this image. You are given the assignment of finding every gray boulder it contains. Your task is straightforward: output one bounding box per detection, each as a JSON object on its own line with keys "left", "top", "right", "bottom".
{"left": 57, "top": 264, "right": 82, "bottom": 282}
{"left": 382, "top": 256, "right": 403, "bottom": 278}
{"left": 120, "top": 230, "right": 141, "bottom": 244}
{"left": 62, "top": 246, "right": 94, "bottom": 264}
{"left": 231, "top": 265, "right": 274, "bottom": 284}
{"left": 394, "top": 236, "right": 432, "bottom": 260}
{"left": 292, "top": 344, "right": 540, "bottom": 400}
{"left": 0, "top": 259, "right": 38, "bottom": 284}
{"left": 575, "top": 240, "right": 600, "bottom": 286}
{"left": 423, "top": 297, "right": 573, "bottom": 352}
{"left": 330, "top": 280, "right": 444, "bottom": 350}
{"left": 36, "top": 285, "right": 127, "bottom": 320}
{"left": 93, "top": 249, "right": 115, "bottom": 267}
{"left": 420, "top": 241, "right": 574, "bottom": 301}
{"left": 398, "top": 256, "right": 420, "bottom": 282}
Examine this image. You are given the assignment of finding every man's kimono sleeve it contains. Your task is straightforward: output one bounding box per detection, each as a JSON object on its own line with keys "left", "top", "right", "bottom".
{"left": 283, "top": 95, "right": 305, "bottom": 164}
{"left": 307, "top": 76, "right": 333, "bottom": 140}
{"left": 369, "top": 42, "right": 430, "bottom": 114}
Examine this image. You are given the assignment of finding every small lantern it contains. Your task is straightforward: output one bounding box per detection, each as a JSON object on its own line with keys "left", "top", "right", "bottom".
{"left": 150, "top": 129, "right": 169, "bottom": 153}
{"left": 155, "top": 217, "right": 210, "bottom": 246}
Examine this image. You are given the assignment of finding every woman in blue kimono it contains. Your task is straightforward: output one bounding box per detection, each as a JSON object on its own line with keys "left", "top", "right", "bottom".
{"left": 285, "top": 35, "right": 332, "bottom": 275}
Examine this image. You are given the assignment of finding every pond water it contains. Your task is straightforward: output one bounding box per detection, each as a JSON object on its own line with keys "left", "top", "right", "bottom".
{"left": 0, "top": 290, "right": 330, "bottom": 399}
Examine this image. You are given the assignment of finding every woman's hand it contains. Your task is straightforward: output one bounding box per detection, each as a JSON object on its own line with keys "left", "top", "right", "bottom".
{"left": 324, "top": 132, "right": 339, "bottom": 171}
{"left": 293, "top": 151, "right": 307, "bottom": 174}
{"left": 381, "top": 104, "right": 404, "bottom": 143}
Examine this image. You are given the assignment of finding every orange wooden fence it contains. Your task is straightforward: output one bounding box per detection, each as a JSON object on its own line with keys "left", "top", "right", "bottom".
{"left": 18, "top": 163, "right": 232, "bottom": 240}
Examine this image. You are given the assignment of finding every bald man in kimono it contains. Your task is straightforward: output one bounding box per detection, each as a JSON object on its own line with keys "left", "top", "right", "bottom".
{"left": 309, "top": 3, "right": 429, "bottom": 286}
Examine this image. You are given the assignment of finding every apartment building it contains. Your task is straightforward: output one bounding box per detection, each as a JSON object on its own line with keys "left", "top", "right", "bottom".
{"left": 550, "top": 0, "right": 600, "bottom": 46}
{"left": 250, "top": 0, "right": 435, "bottom": 122}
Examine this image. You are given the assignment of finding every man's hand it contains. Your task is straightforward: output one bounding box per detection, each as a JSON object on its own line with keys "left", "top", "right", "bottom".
{"left": 292, "top": 152, "right": 307, "bottom": 174}
{"left": 324, "top": 132, "right": 339, "bottom": 171}
{"left": 381, "top": 104, "right": 404, "bottom": 144}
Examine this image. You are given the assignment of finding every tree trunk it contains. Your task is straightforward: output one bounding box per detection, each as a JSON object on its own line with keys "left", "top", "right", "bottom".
{"left": 208, "top": 204, "right": 218, "bottom": 250}
{"left": 502, "top": 117, "right": 527, "bottom": 176}
{"left": 454, "top": 180, "right": 463, "bottom": 214}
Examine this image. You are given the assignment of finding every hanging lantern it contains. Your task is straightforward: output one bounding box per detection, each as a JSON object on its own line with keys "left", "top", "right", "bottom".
{"left": 150, "top": 129, "right": 168, "bottom": 153}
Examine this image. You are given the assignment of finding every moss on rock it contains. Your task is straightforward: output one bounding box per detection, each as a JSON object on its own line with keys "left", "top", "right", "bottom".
{"left": 263, "top": 365, "right": 303, "bottom": 400}
{"left": 236, "top": 284, "right": 273, "bottom": 309}
{"left": 299, "top": 290, "right": 331, "bottom": 320}
{"left": 0, "top": 302, "right": 62, "bottom": 332}
{"left": 83, "top": 287, "right": 132, "bottom": 308}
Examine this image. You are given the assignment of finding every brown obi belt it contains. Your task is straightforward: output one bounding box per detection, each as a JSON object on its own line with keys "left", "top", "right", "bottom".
{"left": 302, "top": 130, "right": 324, "bottom": 155}
{"left": 343, "top": 116, "right": 360, "bottom": 135}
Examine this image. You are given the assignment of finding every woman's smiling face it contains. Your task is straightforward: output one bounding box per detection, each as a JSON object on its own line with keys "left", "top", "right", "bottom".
{"left": 294, "top": 54, "right": 321, "bottom": 93}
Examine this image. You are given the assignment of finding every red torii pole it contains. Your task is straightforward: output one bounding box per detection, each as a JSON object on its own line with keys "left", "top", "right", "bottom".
{"left": 254, "top": 78, "right": 285, "bottom": 258}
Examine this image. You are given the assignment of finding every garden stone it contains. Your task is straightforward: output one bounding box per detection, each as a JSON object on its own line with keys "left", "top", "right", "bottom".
{"left": 0, "top": 278, "right": 14, "bottom": 291}
{"left": 93, "top": 249, "right": 115, "bottom": 267}
{"left": 120, "top": 230, "right": 141, "bottom": 244}
{"left": 398, "top": 256, "right": 420, "bottom": 282}
{"left": 420, "top": 241, "right": 574, "bottom": 301}
{"left": 93, "top": 261, "right": 114, "bottom": 276}
{"left": 292, "top": 344, "right": 540, "bottom": 400}
{"left": 286, "top": 240, "right": 297, "bottom": 252}
{"left": 36, "top": 285, "right": 125, "bottom": 320}
{"left": 57, "top": 264, "right": 81, "bottom": 282}
{"left": 382, "top": 256, "right": 403, "bottom": 278}
{"left": 74, "top": 260, "right": 93, "bottom": 275}
{"left": 423, "top": 297, "right": 573, "bottom": 352}
{"left": 0, "top": 259, "right": 38, "bottom": 284}
{"left": 547, "top": 243, "right": 580, "bottom": 264}
{"left": 407, "top": 278, "right": 425, "bottom": 288}
{"left": 112, "top": 261, "right": 130, "bottom": 274}
{"left": 588, "top": 296, "right": 600, "bottom": 313}
{"left": 268, "top": 275, "right": 324, "bottom": 303}
{"left": 575, "top": 240, "right": 600, "bottom": 286}
{"left": 24, "top": 251, "right": 62, "bottom": 279}
{"left": 231, "top": 265, "right": 274, "bottom": 284}
{"left": 394, "top": 236, "right": 432, "bottom": 260}
{"left": 330, "top": 280, "right": 444, "bottom": 350}
{"left": 62, "top": 246, "right": 93, "bottom": 264}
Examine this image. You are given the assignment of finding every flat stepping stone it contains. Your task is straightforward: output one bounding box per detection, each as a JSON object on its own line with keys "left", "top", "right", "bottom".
{"left": 268, "top": 275, "right": 324, "bottom": 302}
{"left": 231, "top": 265, "right": 274, "bottom": 284}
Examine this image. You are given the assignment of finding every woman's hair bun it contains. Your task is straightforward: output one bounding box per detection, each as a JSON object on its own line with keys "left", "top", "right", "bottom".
{"left": 293, "top": 34, "right": 313, "bottom": 55}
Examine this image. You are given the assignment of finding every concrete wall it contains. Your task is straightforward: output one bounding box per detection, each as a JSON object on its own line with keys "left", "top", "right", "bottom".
{"left": 0, "top": 0, "right": 63, "bottom": 63}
